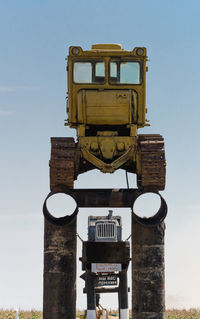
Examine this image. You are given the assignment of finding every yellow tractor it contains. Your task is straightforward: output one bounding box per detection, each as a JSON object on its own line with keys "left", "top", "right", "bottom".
{"left": 49, "top": 44, "right": 166, "bottom": 191}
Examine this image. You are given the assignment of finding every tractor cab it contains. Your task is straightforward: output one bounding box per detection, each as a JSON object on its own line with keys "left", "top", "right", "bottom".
{"left": 66, "top": 44, "right": 148, "bottom": 137}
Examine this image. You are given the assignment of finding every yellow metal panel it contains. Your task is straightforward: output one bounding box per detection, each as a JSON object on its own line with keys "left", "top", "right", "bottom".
{"left": 91, "top": 44, "right": 123, "bottom": 50}
{"left": 77, "top": 90, "right": 132, "bottom": 125}
{"left": 77, "top": 90, "right": 84, "bottom": 123}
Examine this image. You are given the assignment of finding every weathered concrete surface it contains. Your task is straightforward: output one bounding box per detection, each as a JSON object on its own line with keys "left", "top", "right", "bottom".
{"left": 43, "top": 216, "right": 77, "bottom": 319}
{"left": 132, "top": 214, "right": 165, "bottom": 319}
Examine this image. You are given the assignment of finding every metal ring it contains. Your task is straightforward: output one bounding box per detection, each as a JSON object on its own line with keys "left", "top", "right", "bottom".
{"left": 43, "top": 185, "right": 78, "bottom": 226}
{"left": 132, "top": 188, "right": 167, "bottom": 226}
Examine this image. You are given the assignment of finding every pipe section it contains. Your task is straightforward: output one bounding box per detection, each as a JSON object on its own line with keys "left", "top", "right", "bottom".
{"left": 132, "top": 214, "right": 165, "bottom": 319}
{"left": 132, "top": 189, "right": 167, "bottom": 226}
{"left": 43, "top": 189, "right": 78, "bottom": 225}
{"left": 43, "top": 215, "right": 77, "bottom": 319}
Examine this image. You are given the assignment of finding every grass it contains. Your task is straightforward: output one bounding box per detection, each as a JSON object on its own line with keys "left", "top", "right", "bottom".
{"left": 166, "top": 309, "right": 200, "bottom": 318}
{"left": 0, "top": 309, "right": 200, "bottom": 318}
{"left": 0, "top": 310, "right": 42, "bottom": 319}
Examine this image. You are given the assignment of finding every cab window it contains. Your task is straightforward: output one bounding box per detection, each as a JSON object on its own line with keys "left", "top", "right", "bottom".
{"left": 73, "top": 61, "right": 105, "bottom": 83}
{"left": 109, "top": 61, "right": 141, "bottom": 84}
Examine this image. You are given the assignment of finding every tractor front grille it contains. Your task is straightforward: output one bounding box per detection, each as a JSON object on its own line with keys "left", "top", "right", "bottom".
{"left": 96, "top": 222, "right": 116, "bottom": 240}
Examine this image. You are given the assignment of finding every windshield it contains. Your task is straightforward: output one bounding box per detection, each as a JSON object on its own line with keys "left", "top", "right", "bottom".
{"left": 109, "top": 61, "right": 141, "bottom": 84}
{"left": 73, "top": 61, "right": 105, "bottom": 83}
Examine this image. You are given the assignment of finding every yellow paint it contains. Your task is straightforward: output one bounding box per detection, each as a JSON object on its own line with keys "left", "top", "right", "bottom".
{"left": 66, "top": 44, "right": 148, "bottom": 173}
{"left": 91, "top": 43, "right": 123, "bottom": 50}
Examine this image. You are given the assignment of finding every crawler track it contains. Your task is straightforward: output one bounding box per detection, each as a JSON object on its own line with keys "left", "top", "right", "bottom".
{"left": 49, "top": 135, "right": 166, "bottom": 191}
{"left": 49, "top": 137, "right": 76, "bottom": 190}
{"left": 137, "top": 134, "right": 166, "bottom": 190}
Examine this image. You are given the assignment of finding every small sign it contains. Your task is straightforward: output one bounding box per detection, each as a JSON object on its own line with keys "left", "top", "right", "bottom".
{"left": 97, "top": 274, "right": 118, "bottom": 286}
{"left": 91, "top": 263, "right": 122, "bottom": 273}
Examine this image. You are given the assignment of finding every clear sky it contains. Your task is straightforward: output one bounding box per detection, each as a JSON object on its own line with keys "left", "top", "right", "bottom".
{"left": 1, "top": 0, "right": 200, "bottom": 311}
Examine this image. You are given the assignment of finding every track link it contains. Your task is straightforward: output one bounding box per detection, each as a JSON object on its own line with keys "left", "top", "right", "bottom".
{"left": 49, "top": 137, "right": 75, "bottom": 190}
{"left": 137, "top": 134, "right": 166, "bottom": 190}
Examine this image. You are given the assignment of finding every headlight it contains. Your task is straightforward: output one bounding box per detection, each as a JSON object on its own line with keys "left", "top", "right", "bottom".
{"left": 72, "top": 47, "right": 80, "bottom": 55}
{"left": 136, "top": 48, "right": 144, "bottom": 56}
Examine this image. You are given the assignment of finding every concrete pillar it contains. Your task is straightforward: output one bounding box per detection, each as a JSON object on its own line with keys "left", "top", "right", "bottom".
{"left": 132, "top": 214, "right": 165, "bottom": 319}
{"left": 43, "top": 216, "right": 77, "bottom": 319}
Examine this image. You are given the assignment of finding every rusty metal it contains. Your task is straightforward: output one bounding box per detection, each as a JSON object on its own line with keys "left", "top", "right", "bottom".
{"left": 43, "top": 189, "right": 78, "bottom": 225}
{"left": 132, "top": 214, "right": 165, "bottom": 319}
{"left": 137, "top": 134, "right": 166, "bottom": 190}
{"left": 132, "top": 189, "right": 168, "bottom": 226}
{"left": 43, "top": 140, "right": 77, "bottom": 319}
{"left": 81, "top": 241, "right": 130, "bottom": 265}
{"left": 43, "top": 187, "right": 139, "bottom": 211}
{"left": 49, "top": 135, "right": 166, "bottom": 191}
{"left": 43, "top": 185, "right": 167, "bottom": 318}
{"left": 49, "top": 137, "right": 76, "bottom": 190}
{"left": 43, "top": 187, "right": 167, "bottom": 226}
{"left": 43, "top": 216, "right": 77, "bottom": 319}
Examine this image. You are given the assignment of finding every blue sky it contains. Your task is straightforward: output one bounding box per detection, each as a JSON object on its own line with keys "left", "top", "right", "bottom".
{"left": 1, "top": 0, "right": 200, "bottom": 311}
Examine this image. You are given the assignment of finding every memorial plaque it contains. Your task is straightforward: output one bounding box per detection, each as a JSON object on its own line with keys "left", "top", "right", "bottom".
{"left": 91, "top": 263, "right": 122, "bottom": 273}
